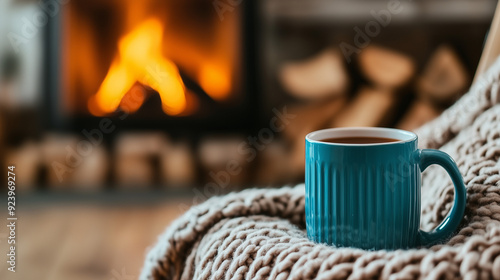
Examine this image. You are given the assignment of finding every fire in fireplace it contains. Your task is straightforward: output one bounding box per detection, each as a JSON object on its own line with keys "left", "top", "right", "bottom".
{"left": 88, "top": 18, "right": 188, "bottom": 116}
{"left": 51, "top": 0, "right": 254, "bottom": 131}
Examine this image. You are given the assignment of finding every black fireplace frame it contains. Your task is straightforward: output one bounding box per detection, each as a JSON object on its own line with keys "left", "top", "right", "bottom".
{"left": 42, "top": 1, "right": 262, "bottom": 138}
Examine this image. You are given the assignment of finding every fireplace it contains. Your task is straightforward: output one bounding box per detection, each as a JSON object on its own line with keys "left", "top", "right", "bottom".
{"left": 45, "top": 0, "right": 258, "bottom": 134}
{"left": 1, "top": 0, "right": 497, "bottom": 192}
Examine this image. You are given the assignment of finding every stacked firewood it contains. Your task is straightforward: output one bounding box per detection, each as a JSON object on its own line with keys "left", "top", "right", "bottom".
{"left": 276, "top": 44, "right": 470, "bottom": 177}
{"left": 5, "top": 133, "right": 198, "bottom": 191}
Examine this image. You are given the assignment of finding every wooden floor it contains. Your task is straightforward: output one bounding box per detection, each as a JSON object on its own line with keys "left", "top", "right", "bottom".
{"left": 0, "top": 195, "right": 189, "bottom": 280}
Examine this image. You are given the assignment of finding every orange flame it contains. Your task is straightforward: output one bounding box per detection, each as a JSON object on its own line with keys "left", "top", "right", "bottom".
{"left": 198, "top": 63, "right": 231, "bottom": 101}
{"left": 89, "top": 18, "right": 186, "bottom": 116}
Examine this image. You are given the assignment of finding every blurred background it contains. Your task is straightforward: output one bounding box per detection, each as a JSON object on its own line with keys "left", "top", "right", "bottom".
{"left": 0, "top": 0, "right": 497, "bottom": 279}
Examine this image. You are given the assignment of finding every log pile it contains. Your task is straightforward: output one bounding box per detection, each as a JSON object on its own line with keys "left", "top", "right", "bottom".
{"left": 277, "top": 44, "right": 470, "bottom": 177}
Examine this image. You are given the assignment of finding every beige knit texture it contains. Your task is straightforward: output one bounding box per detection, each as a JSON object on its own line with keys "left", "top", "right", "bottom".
{"left": 141, "top": 59, "right": 500, "bottom": 280}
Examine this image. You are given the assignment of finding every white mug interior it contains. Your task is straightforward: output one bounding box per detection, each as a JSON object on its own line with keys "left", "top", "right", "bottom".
{"left": 306, "top": 127, "right": 417, "bottom": 146}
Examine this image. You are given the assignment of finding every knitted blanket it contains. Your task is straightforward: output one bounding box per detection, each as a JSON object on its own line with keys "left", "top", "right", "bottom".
{"left": 141, "top": 59, "right": 500, "bottom": 280}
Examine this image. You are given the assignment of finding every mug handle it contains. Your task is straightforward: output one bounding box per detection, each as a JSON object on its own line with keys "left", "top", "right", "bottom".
{"left": 415, "top": 149, "right": 467, "bottom": 246}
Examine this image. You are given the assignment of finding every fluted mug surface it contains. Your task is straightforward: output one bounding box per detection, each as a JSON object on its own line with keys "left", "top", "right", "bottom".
{"left": 305, "top": 127, "right": 466, "bottom": 250}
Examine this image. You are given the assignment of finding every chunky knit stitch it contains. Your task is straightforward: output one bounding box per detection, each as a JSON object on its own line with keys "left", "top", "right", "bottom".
{"left": 141, "top": 58, "right": 500, "bottom": 280}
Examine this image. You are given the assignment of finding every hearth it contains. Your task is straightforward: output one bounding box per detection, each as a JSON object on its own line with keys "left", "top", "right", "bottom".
{"left": 44, "top": 0, "right": 258, "bottom": 134}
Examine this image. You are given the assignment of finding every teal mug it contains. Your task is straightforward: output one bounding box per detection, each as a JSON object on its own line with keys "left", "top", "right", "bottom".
{"left": 305, "top": 127, "right": 466, "bottom": 250}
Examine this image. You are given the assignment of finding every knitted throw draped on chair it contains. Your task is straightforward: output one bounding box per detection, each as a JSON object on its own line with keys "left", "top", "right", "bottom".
{"left": 140, "top": 58, "right": 500, "bottom": 280}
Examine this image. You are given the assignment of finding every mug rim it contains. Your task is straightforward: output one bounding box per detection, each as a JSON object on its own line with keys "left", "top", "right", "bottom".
{"left": 306, "top": 127, "right": 417, "bottom": 146}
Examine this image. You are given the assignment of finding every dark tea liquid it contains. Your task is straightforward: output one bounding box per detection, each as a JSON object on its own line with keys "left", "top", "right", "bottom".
{"left": 321, "top": 137, "right": 399, "bottom": 144}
